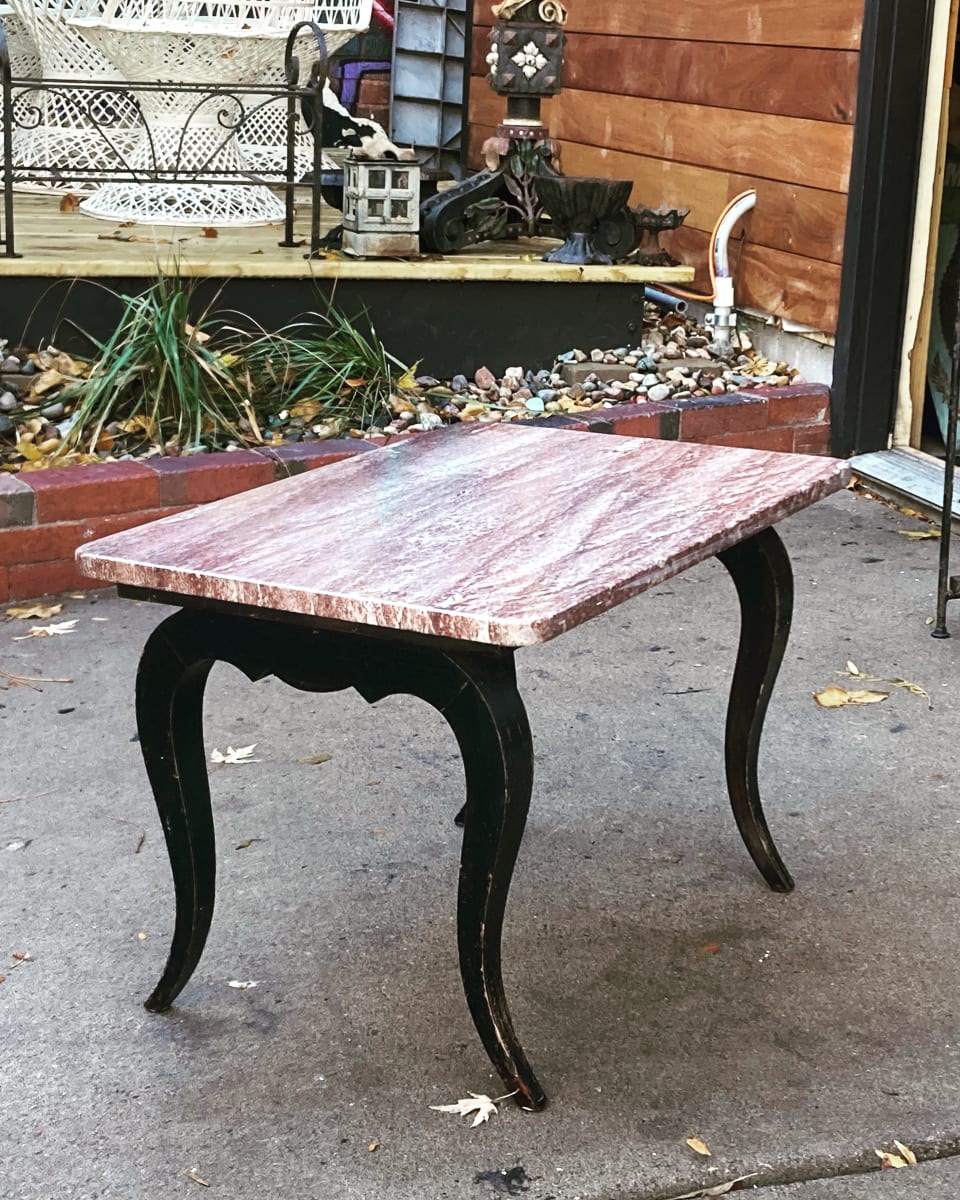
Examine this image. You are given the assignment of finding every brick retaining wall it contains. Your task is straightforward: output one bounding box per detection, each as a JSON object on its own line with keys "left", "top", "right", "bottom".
{"left": 0, "top": 384, "right": 831, "bottom": 602}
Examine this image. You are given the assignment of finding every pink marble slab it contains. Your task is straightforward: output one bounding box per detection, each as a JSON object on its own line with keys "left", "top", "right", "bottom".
{"left": 77, "top": 425, "right": 851, "bottom": 646}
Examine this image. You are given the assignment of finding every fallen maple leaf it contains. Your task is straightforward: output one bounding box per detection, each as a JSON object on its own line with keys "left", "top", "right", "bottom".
{"left": 5, "top": 603, "right": 62, "bottom": 620}
{"left": 814, "top": 685, "right": 888, "bottom": 708}
{"left": 430, "top": 1091, "right": 513, "bottom": 1127}
{"left": 11, "top": 620, "right": 79, "bottom": 640}
{"left": 685, "top": 1135, "right": 712, "bottom": 1157}
{"left": 211, "top": 744, "right": 260, "bottom": 765}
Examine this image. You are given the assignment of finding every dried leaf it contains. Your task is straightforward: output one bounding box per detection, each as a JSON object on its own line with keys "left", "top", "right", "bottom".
{"left": 184, "top": 323, "right": 211, "bottom": 344}
{"left": 665, "top": 1175, "right": 758, "bottom": 1200}
{"left": 118, "top": 414, "right": 158, "bottom": 441}
{"left": 898, "top": 529, "right": 940, "bottom": 539}
{"left": 814, "top": 686, "right": 888, "bottom": 708}
{"left": 11, "top": 620, "right": 79, "bottom": 640}
{"left": 201, "top": 227, "right": 219, "bottom": 238}
{"left": 701, "top": 944, "right": 721, "bottom": 955}
{"left": 367, "top": 1140, "right": 379, "bottom": 1152}
{"left": 298, "top": 753, "right": 333, "bottom": 765}
{"left": 183, "top": 1167, "right": 210, "bottom": 1187}
{"left": 396, "top": 360, "right": 423, "bottom": 390}
{"left": 227, "top": 979, "right": 257, "bottom": 989}
{"left": 14, "top": 440, "right": 42, "bottom": 462}
{"left": 211, "top": 744, "right": 260, "bottom": 765}
{"left": 887, "top": 678, "right": 930, "bottom": 699}
{"left": 97, "top": 230, "right": 162, "bottom": 243}
{"left": 840, "top": 664, "right": 929, "bottom": 701}
{"left": 5, "top": 603, "right": 63, "bottom": 620}
{"left": 137, "top": 931, "right": 148, "bottom": 941}
{"left": 59, "top": 193, "right": 81, "bottom": 212}
{"left": 0, "top": 671, "right": 72, "bottom": 691}
{"left": 430, "top": 1092, "right": 502, "bottom": 1127}
{"left": 876, "top": 1149, "right": 907, "bottom": 1170}
{"left": 685, "top": 1136, "right": 712, "bottom": 1157}
{"left": 894, "top": 1140, "right": 917, "bottom": 1165}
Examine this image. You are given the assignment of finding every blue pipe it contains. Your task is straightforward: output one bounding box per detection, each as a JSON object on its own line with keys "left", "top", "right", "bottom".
{"left": 644, "top": 287, "right": 687, "bottom": 314}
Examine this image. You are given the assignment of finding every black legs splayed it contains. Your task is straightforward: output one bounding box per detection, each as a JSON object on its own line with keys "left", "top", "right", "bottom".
{"left": 717, "top": 527, "right": 795, "bottom": 893}
{"left": 133, "top": 527, "right": 793, "bottom": 1109}
{"left": 135, "top": 610, "right": 545, "bottom": 1109}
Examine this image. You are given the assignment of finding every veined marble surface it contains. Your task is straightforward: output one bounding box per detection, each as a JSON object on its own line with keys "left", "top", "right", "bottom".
{"left": 77, "top": 426, "right": 851, "bottom": 646}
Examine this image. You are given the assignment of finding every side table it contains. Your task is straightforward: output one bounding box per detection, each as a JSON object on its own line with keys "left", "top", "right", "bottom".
{"left": 77, "top": 424, "right": 850, "bottom": 1109}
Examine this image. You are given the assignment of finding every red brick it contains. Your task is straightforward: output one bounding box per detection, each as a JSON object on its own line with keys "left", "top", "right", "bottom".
{"left": 678, "top": 396, "right": 770, "bottom": 441}
{"left": 606, "top": 402, "right": 674, "bottom": 438}
{"left": 706, "top": 427, "right": 797, "bottom": 453}
{"left": 10, "top": 558, "right": 106, "bottom": 599}
{"left": 264, "top": 441, "right": 367, "bottom": 476}
{"left": 768, "top": 389, "right": 830, "bottom": 428}
{"left": 0, "top": 567, "right": 8, "bottom": 602}
{"left": 145, "top": 451, "right": 275, "bottom": 504}
{"left": 0, "top": 474, "right": 36, "bottom": 528}
{"left": 0, "top": 521, "right": 86, "bottom": 567}
{"left": 24, "top": 462, "right": 161, "bottom": 522}
{"left": 792, "top": 424, "right": 832, "bottom": 455}
{"left": 357, "top": 79, "right": 390, "bottom": 105}
{"left": 608, "top": 411, "right": 663, "bottom": 438}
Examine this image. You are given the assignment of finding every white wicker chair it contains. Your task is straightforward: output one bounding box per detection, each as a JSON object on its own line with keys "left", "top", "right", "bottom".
{"left": 5, "top": 0, "right": 141, "bottom": 194}
{"left": 68, "top": 0, "right": 370, "bottom": 224}
{"left": 0, "top": 4, "right": 42, "bottom": 77}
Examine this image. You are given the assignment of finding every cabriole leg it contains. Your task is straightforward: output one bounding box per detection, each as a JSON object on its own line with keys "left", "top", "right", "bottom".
{"left": 136, "top": 611, "right": 218, "bottom": 1012}
{"left": 717, "top": 527, "right": 795, "bottom": 893}
{"left": 441, "top": 650, "right": 546, "bottom": 1110}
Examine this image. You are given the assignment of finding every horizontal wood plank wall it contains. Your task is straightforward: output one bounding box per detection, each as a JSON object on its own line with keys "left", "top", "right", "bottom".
{"left": 469, "top": 0, "right": 864, "bottom": 332}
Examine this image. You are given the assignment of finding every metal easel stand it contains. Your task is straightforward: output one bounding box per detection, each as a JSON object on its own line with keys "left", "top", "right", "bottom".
{"left": 932, "top": 285, "right": 960, "bottom": 637}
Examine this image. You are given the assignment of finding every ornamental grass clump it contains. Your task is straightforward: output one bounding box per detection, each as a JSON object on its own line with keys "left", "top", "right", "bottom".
{"left": 60, "top": 275, "right": 245, "bottom": 456}
{"left": 50, "top": 279, "right": 407, "bottom": 460}
{"left": 225, "top": 302, "right": 406, "bottom": 438}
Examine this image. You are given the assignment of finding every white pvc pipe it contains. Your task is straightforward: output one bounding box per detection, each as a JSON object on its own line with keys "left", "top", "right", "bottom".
{"left": 714, "top": 189, "right": 756, "bottom": 279}
{"left": 710, "top": 189, "right": 756, "bottom": 351}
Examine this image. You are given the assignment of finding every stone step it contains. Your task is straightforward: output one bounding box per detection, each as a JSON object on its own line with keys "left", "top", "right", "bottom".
{"left": 559, "top": 358, "right": 723, "bottom": 385}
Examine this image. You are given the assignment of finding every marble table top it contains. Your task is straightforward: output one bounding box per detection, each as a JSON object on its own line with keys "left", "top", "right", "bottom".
{"left": 77, "top": 425, "right": 851, "bottom": 647}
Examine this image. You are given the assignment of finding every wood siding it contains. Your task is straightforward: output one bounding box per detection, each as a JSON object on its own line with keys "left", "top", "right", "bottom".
{"left": 469, "top": 1, "right": 864, "bottom": 332}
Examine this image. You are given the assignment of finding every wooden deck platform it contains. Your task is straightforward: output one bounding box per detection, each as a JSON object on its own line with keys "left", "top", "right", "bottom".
{"left": 0, "top": 191, "right": 695, "bottom": 285}
{"left": 0, "top": 190, "right": 696, "bottom": 375}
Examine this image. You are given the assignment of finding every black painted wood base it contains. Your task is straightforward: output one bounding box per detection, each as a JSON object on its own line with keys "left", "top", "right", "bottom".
{"left": 132, "top": 527, "right": 794, "bottom": 1108}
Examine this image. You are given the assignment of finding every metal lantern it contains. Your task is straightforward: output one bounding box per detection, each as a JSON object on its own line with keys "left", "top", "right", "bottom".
{"left": 342, "top": 155, "right": 422, "bottom": 257}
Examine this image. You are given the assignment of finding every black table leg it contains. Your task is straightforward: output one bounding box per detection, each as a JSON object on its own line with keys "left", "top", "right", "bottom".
{"left": 137, "top": 616, "right": 218, "bottom": 1012}
{"left": 441, "top": 649, "right": 546, "bottom": 1110}
{"left": 134, "top": 609, "right": 545, "bottom": 1107}
{"left": 716, "top": 526, "right": 795, "bottom": 893}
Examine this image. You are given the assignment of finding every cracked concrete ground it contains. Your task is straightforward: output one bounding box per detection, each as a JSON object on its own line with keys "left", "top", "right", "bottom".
{"left": 2, "top": 485, "right": 959, "bottom": 1199}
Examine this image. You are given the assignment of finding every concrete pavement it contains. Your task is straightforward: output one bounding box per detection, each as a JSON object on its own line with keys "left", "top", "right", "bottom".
{"left": 2, "top": 486, "right": 959, "bottom": 1199}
